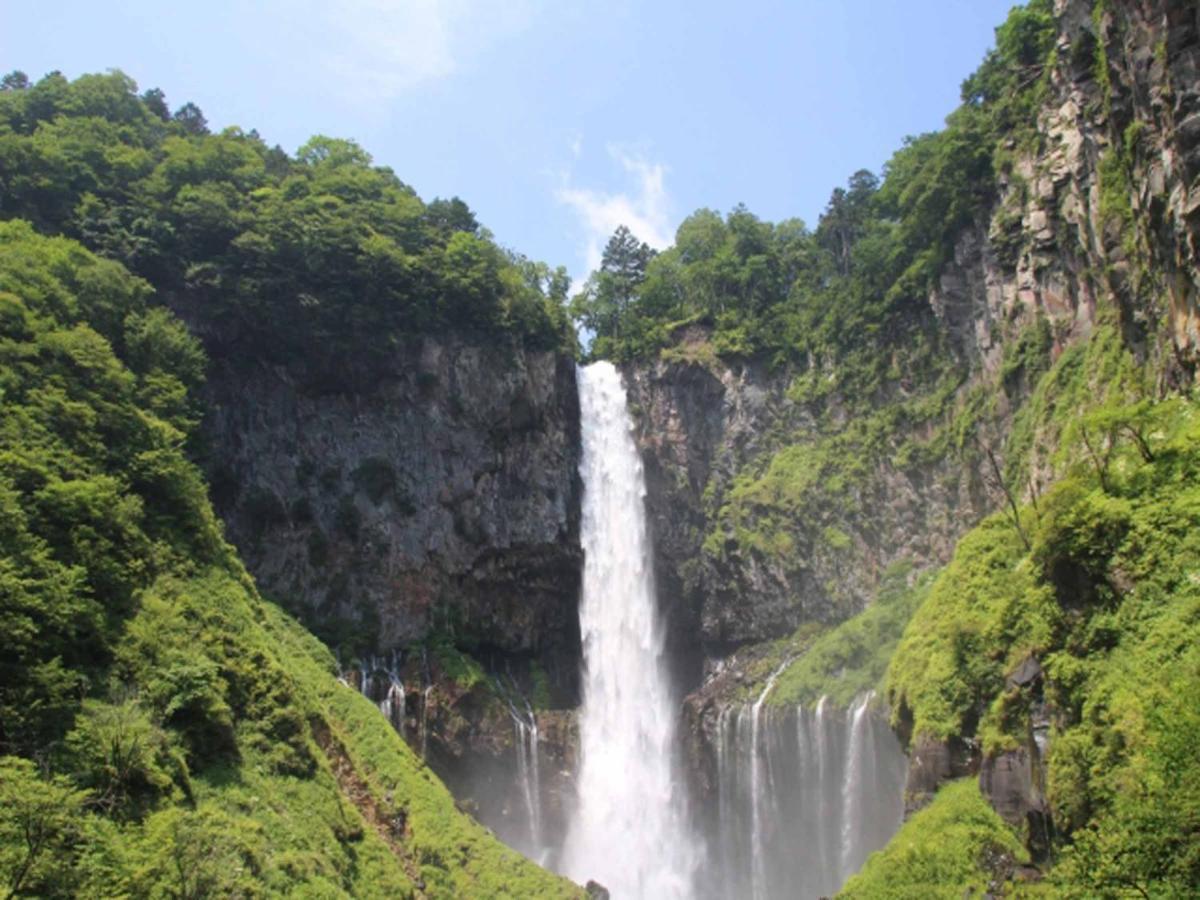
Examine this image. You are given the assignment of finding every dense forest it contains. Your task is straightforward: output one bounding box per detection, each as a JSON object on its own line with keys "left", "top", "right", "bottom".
{"left": 0, "top": 70, "right": 575, "bottom": 380}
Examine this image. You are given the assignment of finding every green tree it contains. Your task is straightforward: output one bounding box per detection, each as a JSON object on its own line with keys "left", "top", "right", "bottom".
{"left": 572, "top": 225, "right": 655, "bottom": 340}
{"left": 0, "top": 756, "right": 88, "bottom": 898}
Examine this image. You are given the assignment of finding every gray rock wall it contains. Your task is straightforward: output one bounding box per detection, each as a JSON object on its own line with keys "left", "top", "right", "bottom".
{"left": 201, "top": 338, "right": 583, "bottom": 697}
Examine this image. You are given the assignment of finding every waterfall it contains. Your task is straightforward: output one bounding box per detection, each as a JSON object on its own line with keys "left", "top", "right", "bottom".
{"left": 839, "top": 694, "right": 872, "bottom": 881}
{"left": 708, "top": 691, "right": 907, "bottom": 899}
{"left": 562, "top": 361, "right": 699, "bottom": 899}
{"left": 505, "top": 684, "right": 544, "bottom": 859}
{"left": 749, "top": 663, "right": 790, "bottom": 900}
{"left": 419, "top": 649, "right": 433, "bottom": 760}
{"left": 358, "top": 653, "right": 407, "bottom": 735}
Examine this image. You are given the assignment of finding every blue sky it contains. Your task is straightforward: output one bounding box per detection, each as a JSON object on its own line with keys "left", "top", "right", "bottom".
{"left": 2, "top": 0, "right": 1017, "bottom": 284}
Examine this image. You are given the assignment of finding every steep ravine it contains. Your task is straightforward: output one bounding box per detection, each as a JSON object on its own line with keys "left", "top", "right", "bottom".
{"left": 191, "top": 0, "right": 1198, "bottom": 891}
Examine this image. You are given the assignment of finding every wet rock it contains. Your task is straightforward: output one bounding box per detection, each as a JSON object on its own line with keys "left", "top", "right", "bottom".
{"left": 980, "top": 746, "right": 1053, "bottom": 861}
{"left": 1007, "top": 656, "right": 1043, "bottom": 690}
{"left": 904, "top": 735, "right": 978, "bottom": 816}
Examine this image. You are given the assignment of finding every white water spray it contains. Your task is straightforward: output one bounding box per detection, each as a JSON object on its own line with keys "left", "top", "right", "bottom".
{"left": 563, "top": 361, "right": 699, "bottom": 899}
{"left": 709, "top": 691, "right": 907, "bottom": 899}
{"left": 507, "top": 687, "right": 544, "bottom": 857}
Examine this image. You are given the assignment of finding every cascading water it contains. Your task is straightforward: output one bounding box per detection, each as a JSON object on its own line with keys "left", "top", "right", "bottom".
{"left": 709, "top": 690, "right": 908, "bottom": 899}
{"left": 357, "top": 653, "right": 407, "bottom": 735}
{"left": 347, "top": 367, "right": 908, "bottom": 898}
{"left": 504, "top": 682, "right": 545, "bottom": 861}
{"left": 562, "top": 361, "right": 700, "bottom": 899}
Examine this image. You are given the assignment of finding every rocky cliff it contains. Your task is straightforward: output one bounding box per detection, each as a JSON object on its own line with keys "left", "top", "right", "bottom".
{"left": 200, "top": 338, "right": 583, "bottom": 695}
{"left": 626, "top": 0, "right": 1199, "bottom": 691}
{"left": 194, "top": 0, "right": 1197, "bottom": 879}
{"left": 623, "top": 5, "right": 1200, "bottom": 879}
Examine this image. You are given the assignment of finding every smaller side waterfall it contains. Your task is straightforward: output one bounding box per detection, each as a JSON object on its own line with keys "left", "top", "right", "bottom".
{"left": 356, "top": 653, "right": 408, "bottom": 736}
{"left": 710, "top": 691, "right": 907, "bottom": 900}
{"left": 749, "top": 664, "right": 790, "bottom": 900}
{"left": 501, "top": 681, "right": 544, "bottom": 859}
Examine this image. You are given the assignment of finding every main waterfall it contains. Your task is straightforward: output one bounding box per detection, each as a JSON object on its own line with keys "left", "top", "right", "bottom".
{"left": 563, "top": 361, "right": 699, "bottom": 898}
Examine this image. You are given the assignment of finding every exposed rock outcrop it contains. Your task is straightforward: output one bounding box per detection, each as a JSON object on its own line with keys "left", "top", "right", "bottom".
{"left": 201, "top": 338, "right": 583, "bottom": 697}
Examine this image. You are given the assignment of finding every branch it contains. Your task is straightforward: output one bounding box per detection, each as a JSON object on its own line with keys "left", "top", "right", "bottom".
{"left": 982, "top": 441, "right": 1030, "bottom": 552}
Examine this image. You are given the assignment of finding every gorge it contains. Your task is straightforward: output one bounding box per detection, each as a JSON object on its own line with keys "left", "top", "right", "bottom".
{"left": 2, "top": 0, "right": 1199, "bottom": 896}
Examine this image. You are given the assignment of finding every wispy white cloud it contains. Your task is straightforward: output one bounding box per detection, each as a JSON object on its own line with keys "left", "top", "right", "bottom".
{"left": 316, "top": 0, "right": 535, "bottom": 100}
{"left": 556, "top": 143, "right": 674, "bottom": 282}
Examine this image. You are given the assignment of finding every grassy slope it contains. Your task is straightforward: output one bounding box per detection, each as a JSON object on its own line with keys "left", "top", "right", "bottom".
{"left": 0, "top": 219, "right": 579, "bottom": 898}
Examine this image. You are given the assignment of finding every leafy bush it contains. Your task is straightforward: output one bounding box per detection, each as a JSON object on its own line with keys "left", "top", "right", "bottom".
{"left": 839, "top": 779, "right": 1027, "bottom": 899}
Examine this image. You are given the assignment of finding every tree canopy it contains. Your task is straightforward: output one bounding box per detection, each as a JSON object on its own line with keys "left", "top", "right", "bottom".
{"left": 0, "top": 69, "right": 576, "bottom": 382}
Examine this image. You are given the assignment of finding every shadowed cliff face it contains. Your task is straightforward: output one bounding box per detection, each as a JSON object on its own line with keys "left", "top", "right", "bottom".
{"left": 200, "top": 338, "right": 583, "bottom": 699}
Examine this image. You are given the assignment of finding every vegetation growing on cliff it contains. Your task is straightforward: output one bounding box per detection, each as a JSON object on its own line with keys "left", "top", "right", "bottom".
{"left": 885, "top": 327, "right": 1200, "bottom": 896}
{"left": 0, "top": 223, "right": 579, "bottom": 897}
{"left": 573, "top": 2, "right": 1065, "bottom": 618}
{"left": 767, "top": 564, "right": 931, "bottom": 709}
{"left": 572, "top": 0, "right": 1056, "bottom": 366}
{"left": 838, "top": 779, "right": 1032, "bottom": 899}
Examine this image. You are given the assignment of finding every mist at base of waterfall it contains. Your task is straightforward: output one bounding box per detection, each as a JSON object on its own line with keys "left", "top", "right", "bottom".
{"left": 706, "top": 692, "right": 907, "bottom": 900}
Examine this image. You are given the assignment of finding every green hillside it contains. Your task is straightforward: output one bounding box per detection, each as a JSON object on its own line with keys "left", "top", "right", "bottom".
{"left": 0, "top": 220, "right": 578, "bottom": 898}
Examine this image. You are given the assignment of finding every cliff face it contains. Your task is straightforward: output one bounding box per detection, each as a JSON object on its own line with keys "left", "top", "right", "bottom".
{"left": 624, "top": 350, "right": 992, "bottom": 669}
{"left": 201, "top": 338, "right": 583, "bottom": 695}
{"left": 626, "top": 0, "right": 1200, "bottom": 685}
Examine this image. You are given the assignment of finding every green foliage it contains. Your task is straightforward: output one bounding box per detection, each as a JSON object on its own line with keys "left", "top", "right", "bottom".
{"left": 429, "top": 637, "right": 488, "bottom": 691}
{"left": 0, "top": 756, "right": 89, "bottom": 898}
{"left": 61, "top": 697, "right": 187, "bottom": 818}
{"left": 572, "top": 4, "right": 1055, "bottom": 366}
{"left": 886, "top": 375, "right": 1200, "bottom": 889}
{"left": 839, "top": 779, "right": 1029, "bottom": 899}
{"left": 769, "top": 564, "right": 931, "bottom": 709}
{"left": 887, "top": 513, "right": 1051, "bottom": 741}
{"left": 0, "top": 222, "right": 578, "bottom": 897}
{"left": 0, "top": 70, "right": 575, "bottom": 380}
{"left": 0, "top": 221, "right": 219, "bottom": 754}
{"left": 264, "top": 604, "right": 581, "bottom": 898}
{"left": 1051, "top": 650, "right": 1200, "bottom": 898}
